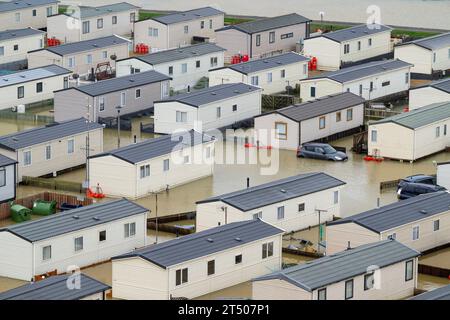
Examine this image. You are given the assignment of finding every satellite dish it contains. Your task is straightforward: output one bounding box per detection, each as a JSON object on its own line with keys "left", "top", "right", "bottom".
{"left": 72, "top": 73, "right": 79, "bottom": 79}
{"left": 110, "top": 54, "right": 117, "bottom": 61}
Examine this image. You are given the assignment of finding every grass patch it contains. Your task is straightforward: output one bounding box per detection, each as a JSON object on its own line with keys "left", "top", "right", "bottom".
{"left": 139, "top": 11, "right": 164, "bottom": 20}
{"left": 391, "top": 29, "right": 440, "bottom": 39}
{"left": 224, "top": 17, "right": 253, "bottom": 25}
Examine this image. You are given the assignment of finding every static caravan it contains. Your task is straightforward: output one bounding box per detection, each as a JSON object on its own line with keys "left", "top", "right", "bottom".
{"left": 394, "top": 32, "right": 450, "bottom": 78}
{"left": 54, "top": 70, "right": 171, "bottom": 122}
{"left": 215, "top": 13, "right": 311, "bottom": 60}
{"left": 116, "top": 43, "right": 225, "bottom": 91}
{"left": 253, "top": 239, "right": 419, "bottom": 300}
{"left": 0, "top": 118, "right": 104, "bottom": 182}
{"left": 0, "top": 28, "right": 45, "bottom": 70}
{"left": 436, "top": 161, "right": 450, "bottom": 191}
{"left": 0, "top": 154, "right": 17, "bottom": 203}
{"left": 303, "top": 24, "right": 393, "bottom": 71}
{"left": 254, "top": 92, "right": 365, "bottom": 150}
{"left": 153, "top": 83, "right": 262, "bottom": 134}
{"left": 112, "top": 219, "right": 284, "bottom": 300}
{"left": 89, "top": 130, "right": 215, "bottom": 199}
{"left": 28, "top": 35, "right": 130, "bottom": 79}
{"left": 326, "top": 191, "right": 450, "bottom": 255}
{"left": 0, "top": 0, "right": 58, "bottom": 31}
{"left": 0, "top": 199, "right": 148, "bottom": 281}
{"left": 368, "top": 101, "right": 450, "bottom": 161}
{"left": 408, "top": 78, "right": 450, "bottom": 110}
{"left": 0, "top": 274, "right": 110, "bottom": 300}
{"left": 196, "top": 172, "right": 346, "bottom": 233}
{"left": 0, "top": 64, "right": 71, "bottom": 111}
{"left": 134, "top": 7, "right": 224, "bottom": 52}
{"left": 47, "top": 2, "right": 139, "bottom": 43}
{"left": 410, "top": 284, "right": 450, "bottom": 300}
{"left": 209, "top": 52, "right": 309, "bottom": 94}
{"left": 299, "top": 59, "right": 412, "bottom": 102}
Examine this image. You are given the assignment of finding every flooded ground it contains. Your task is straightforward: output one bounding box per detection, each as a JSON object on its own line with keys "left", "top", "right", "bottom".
{"left": 419, "top": 248, "right": 450, "bottom": 269}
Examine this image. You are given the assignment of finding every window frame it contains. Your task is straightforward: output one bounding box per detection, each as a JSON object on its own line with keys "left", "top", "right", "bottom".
{"left": 364, "top": 273, "right": 374, "bottom": 291}
{"left": 36, "top": 82, "right": 43, "bottom": 93}
{"left": 0, "top": 168, "right": 6, "bottom": 188}
{"left": 207, "top": 260, "right": 215, "bottom": 276}
{"left": 275, "top": 122, "right": 287, "bottom": 140}
{"left": 319, "top": 116, "right": 326, "bottom": 129}
{"left": 345, "top": 279, "right": 354, "bottom": 299}
{"left": 42, "top": 245, "right": 52, "bottom": 261}
{"left": 74, "top": 236, "right": 84, "bottom": 252}
{"left": 99, "top": 230, "right": 107, "bottom": 242}
{"left": 318, "top": 288, "right": 327, "bottom": 300}
{"left": 405, "top": 260, "right": 414, "bottom": 281}
{"left": 235, "top": 254, "right": 243, "bottom": 265}
{"left": 277, "top": 206, "right": 285, "bottom": 220}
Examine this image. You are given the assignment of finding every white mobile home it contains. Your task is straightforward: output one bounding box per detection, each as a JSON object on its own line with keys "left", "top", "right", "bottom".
{"left": 133, "top": 7, "right": 224, "bottom": 52}
{"left": 47, "top": 2, "right": 139, "bottom": 43}
{"left": 153, "top": 83, "right": 261, "bottom": 134}
{"left": 196, "top": 172, "right": 346, "bottom": 233}
{"left": 0, "top": 118, "right": 104, "bottom": 182}
{"left": 254, "top": 92, "right": 365, "bottom": 150}
{"left": 0, "top": 64, "right": 71, "bottom": 110}
{"left": 0, "top": 28, "right": 45, "bottom": 70}
{"left": 0, "top": 199, "right": 148, "bottom": 281}
{"left": 116, "top": 43, "right": 225, "bottom": 91}
{"left": 112, "top": 219, "right": 284, "bottom": 300}
{"left": 209, "top": 52, "right": 309, "bottom": 94}
{"left": 394, "top": 32, "right": 450, "bottom": 78}
{"left": 368, "top": 101, "right": 450, "bottom": 161}
{"left": 299, "top": 59, "right": 412, "bottom": 102}
{"left": 437, "top": 161, "right": 450, "bottom": 191}
{"left": 0, "top": 154, "right": 17, "bottom": 203}
{"left": 89, "top": 130, "right": 215, "bottom": 199}
{"left": 408, "top": 78, "right": 450, "bottom": 110}
{"left": 0, "top": 0, "right": 58, "bottom": 31}
{"left": 215, "top": 13, "right": 311, "bottom": 60}
{"left": 28, "top": 35, "right": 130, "bottom": 78}
{"left": 303, "top": 24, "right": 393, "bottom": 71}
{"left": 53, "top": 70, "right": 171, "bottom": 122}
{"left": 252, "top": 239, "right": 420, "bottom": 300}
{"left": 0, "top": 274, "right": 111, "bottom": 300}
{"left": 326, "top": 191, "right": 450, "bottom": 255}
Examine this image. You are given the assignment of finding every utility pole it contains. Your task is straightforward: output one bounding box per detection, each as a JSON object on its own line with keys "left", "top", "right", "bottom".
{"left": 81, "top": 102, "right": 94, "bottom": 190}
{"left": 315, "top": 208, "right": 328, "bottom": 252}
{"left": 116, "top": 105, "right": 122, "bottom": 148}
{"left": 149, "top": 187, "right": 168, "bottom": 244}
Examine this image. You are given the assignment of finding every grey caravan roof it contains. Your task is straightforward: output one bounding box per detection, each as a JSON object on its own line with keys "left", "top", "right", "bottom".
{"left": 89, "top": 130, "right": 214, "bottom": 164}
{"left": 399, "top": 32, "right": 450, "bottom": 51}
{"left": 128, "top": 43, "right": 225, "bottom": 66}
{"left": 78, "top": 2, "right": 139, "bottom": 19}
{"left": 155, "top": 83, "right": 260, "bottom": 108}
{"left": 412, "top": 77, "right": 450, "bottom": 94}
{"left": 112, "top": 219, "right": 284, "bottom": 268}
{"left": 266, "top": 92, "right": 365, "bottom": 122}
{"left": 0, "top": 118, "right": 103, "bottom": 151}
{"left": 0, "top": 28, "right": 44, "bottom": 42}
{"left": 151, "top": 7, "right": 224, "bottom": 25}
{"left": 253, "top": 239, "right": 419, "bottom": 292}
{"left": 0, "top": 0, "right": 58, "bottom": 13}
{"left": 410, "top": 284, "right": 450, "bottom": 300}
{"left": 310, "top": 59, "right": 412, "bottom": 83}
{"left": 317, "top": 24, "right": 392, "bottom": 43}
{"left": 221, "top": 52, "right": 309, "bottom": 75}
{"left": 40, "top": 35, "right": 129, "bottom": 56}
{"left": 328, "top": 191, "right": 450, "bottom": 233}
{"left": 196, "top": 172, "right": 346, "bottom": 212}
{"left": 216, "top": 13, "right": 311, "bottom": 34}
{"left": 371, "top": 101, "right": 450, "bottom": 130}
{"left": 0, "top": 154, "right": 17, "bottom": 167}
{"left": 0, "top": 64, "right": 71, "bottom": 88}
{"left": 65, "top": 70, "right": 171, "bottom": 97}
{"left": 0, "top": 198, "right": 148, "bottom": 242}
{"left": 0, "top": 274, "right": 110, "bottom": 300}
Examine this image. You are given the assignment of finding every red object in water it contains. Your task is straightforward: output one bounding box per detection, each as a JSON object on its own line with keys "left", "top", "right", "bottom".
{"left": 86, "top": 184, "right": 105, "bottom": 199}
{"left": 364, "top": 156, "right": 374, "bottom": 161}
{"left": 403, "top": 106, "right": 409, "bottom": 113}
{"left": 244, "top": 143, "right": 254, "bottom": 148}
{"left": 311, "top": 57, "right": 317, "bottom": 70}
{"left": 258, "top": 145, "right": 273, "bottom": 150}
{"left": 241, "top": 54, "right": 249, "bottom": 62}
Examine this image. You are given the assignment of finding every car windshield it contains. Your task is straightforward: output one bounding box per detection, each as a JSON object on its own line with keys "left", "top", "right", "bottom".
{"left": 323, "top": 145, "right": 337, "bottom": 154}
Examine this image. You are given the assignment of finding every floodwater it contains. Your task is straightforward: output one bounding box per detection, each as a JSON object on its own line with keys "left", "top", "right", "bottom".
{"left": 420, "top": 248, "right": 450, "bottom": 269}
{"left": 70, "top": 0, "right": 450, "bottom": 30}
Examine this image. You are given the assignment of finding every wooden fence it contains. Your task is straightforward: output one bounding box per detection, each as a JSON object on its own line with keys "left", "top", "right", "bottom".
{"left": 22, "top": 176, "right": 84, "bottom": 193}
{"left": 0, "top": 192, "right": 93, "bottom": 220}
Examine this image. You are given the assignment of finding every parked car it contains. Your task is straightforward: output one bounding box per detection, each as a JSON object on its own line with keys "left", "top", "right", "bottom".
{"left": 297, "top": 143, "right": 348, "bottom": 161}
{"left": 397, "top": 182, "right": 446, "bottom": 200}
{"left": 397, "top": 174, "right": 436, "bottom": 190}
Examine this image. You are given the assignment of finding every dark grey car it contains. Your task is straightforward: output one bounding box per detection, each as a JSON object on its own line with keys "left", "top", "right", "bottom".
{"left": 297, "top": 143, "right": 348, "bottom": 161}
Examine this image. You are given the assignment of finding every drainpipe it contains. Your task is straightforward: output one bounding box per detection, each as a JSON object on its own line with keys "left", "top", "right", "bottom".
{"left": 249, "top": 34, "right": 253, "bottom": 59}
{"left": 31, "top": 242, "right": 35, "bottom": 281}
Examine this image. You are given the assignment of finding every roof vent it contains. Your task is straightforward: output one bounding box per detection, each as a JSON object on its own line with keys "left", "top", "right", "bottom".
{"left": 235, "top": 237, "right": 242, "bottom": 242}
{"left": 2, "top": 79, "right": 8, "bottom": 82}
{"left": 129, "top": 79, "right": 135, "bottom": 82}
{"left": 382, "top": 66, "right": 387, "bottom": 70}
{"left": 20, "top": 75, "right": 26, "bottom": 78}
{"left": 420, "top": 209, "right": 428, "bottom": 214}
{"left": 92, "top": 44, "right": 98, "bottom": 47}
{"left": 93, "top": 216, "right": 100, "bottom": 221}
{"left": 233, "top": 90, "right": 240, "bottom": 94}
{"left": 263, "top": 60, "right": 269, "bottom": 63}
{"left": 211, "top": 92, "right": 216, "bottom": 95}
{"left": 351, "top": 30, "right": 356, "bottom": 33}
{"left": 206, "top": 238, "right": 214, "bottom": 243}
{"left": 364, "top": 31, "right": 369, "bottom": 34}
{"left": 276, "top": 61, "right": 282, "bottom": 64}
{"left": 72, "top": 215, "right": 80, "bottom": 219}
{"left": 107, "top": 9, "right": 112, "bottom": 12}
{"left": 280, "top": 189, "right": 287, "bottom": 193}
